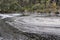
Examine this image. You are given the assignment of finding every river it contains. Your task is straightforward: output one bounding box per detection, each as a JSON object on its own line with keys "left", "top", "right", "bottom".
{"left": 0, "top": 13, "right": 60, "bottom": 40}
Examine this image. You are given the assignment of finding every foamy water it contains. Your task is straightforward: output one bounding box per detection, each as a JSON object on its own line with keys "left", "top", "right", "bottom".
{"left": 0, "top": 14, "right": 22, "bottom": 19}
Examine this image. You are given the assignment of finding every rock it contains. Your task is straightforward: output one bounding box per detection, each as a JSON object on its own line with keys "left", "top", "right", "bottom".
{"left": 55, "top": 11, "right": 59, "bottom": 16}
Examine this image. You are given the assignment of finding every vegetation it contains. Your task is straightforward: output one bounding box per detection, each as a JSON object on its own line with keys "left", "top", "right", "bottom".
{"left": 0, "top": 0, "right": 60, "bottom": 13}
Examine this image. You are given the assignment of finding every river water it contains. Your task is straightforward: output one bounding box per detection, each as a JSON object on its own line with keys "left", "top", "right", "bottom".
{"left": 0, "top": 13, "right": 60, "bottom": 40}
